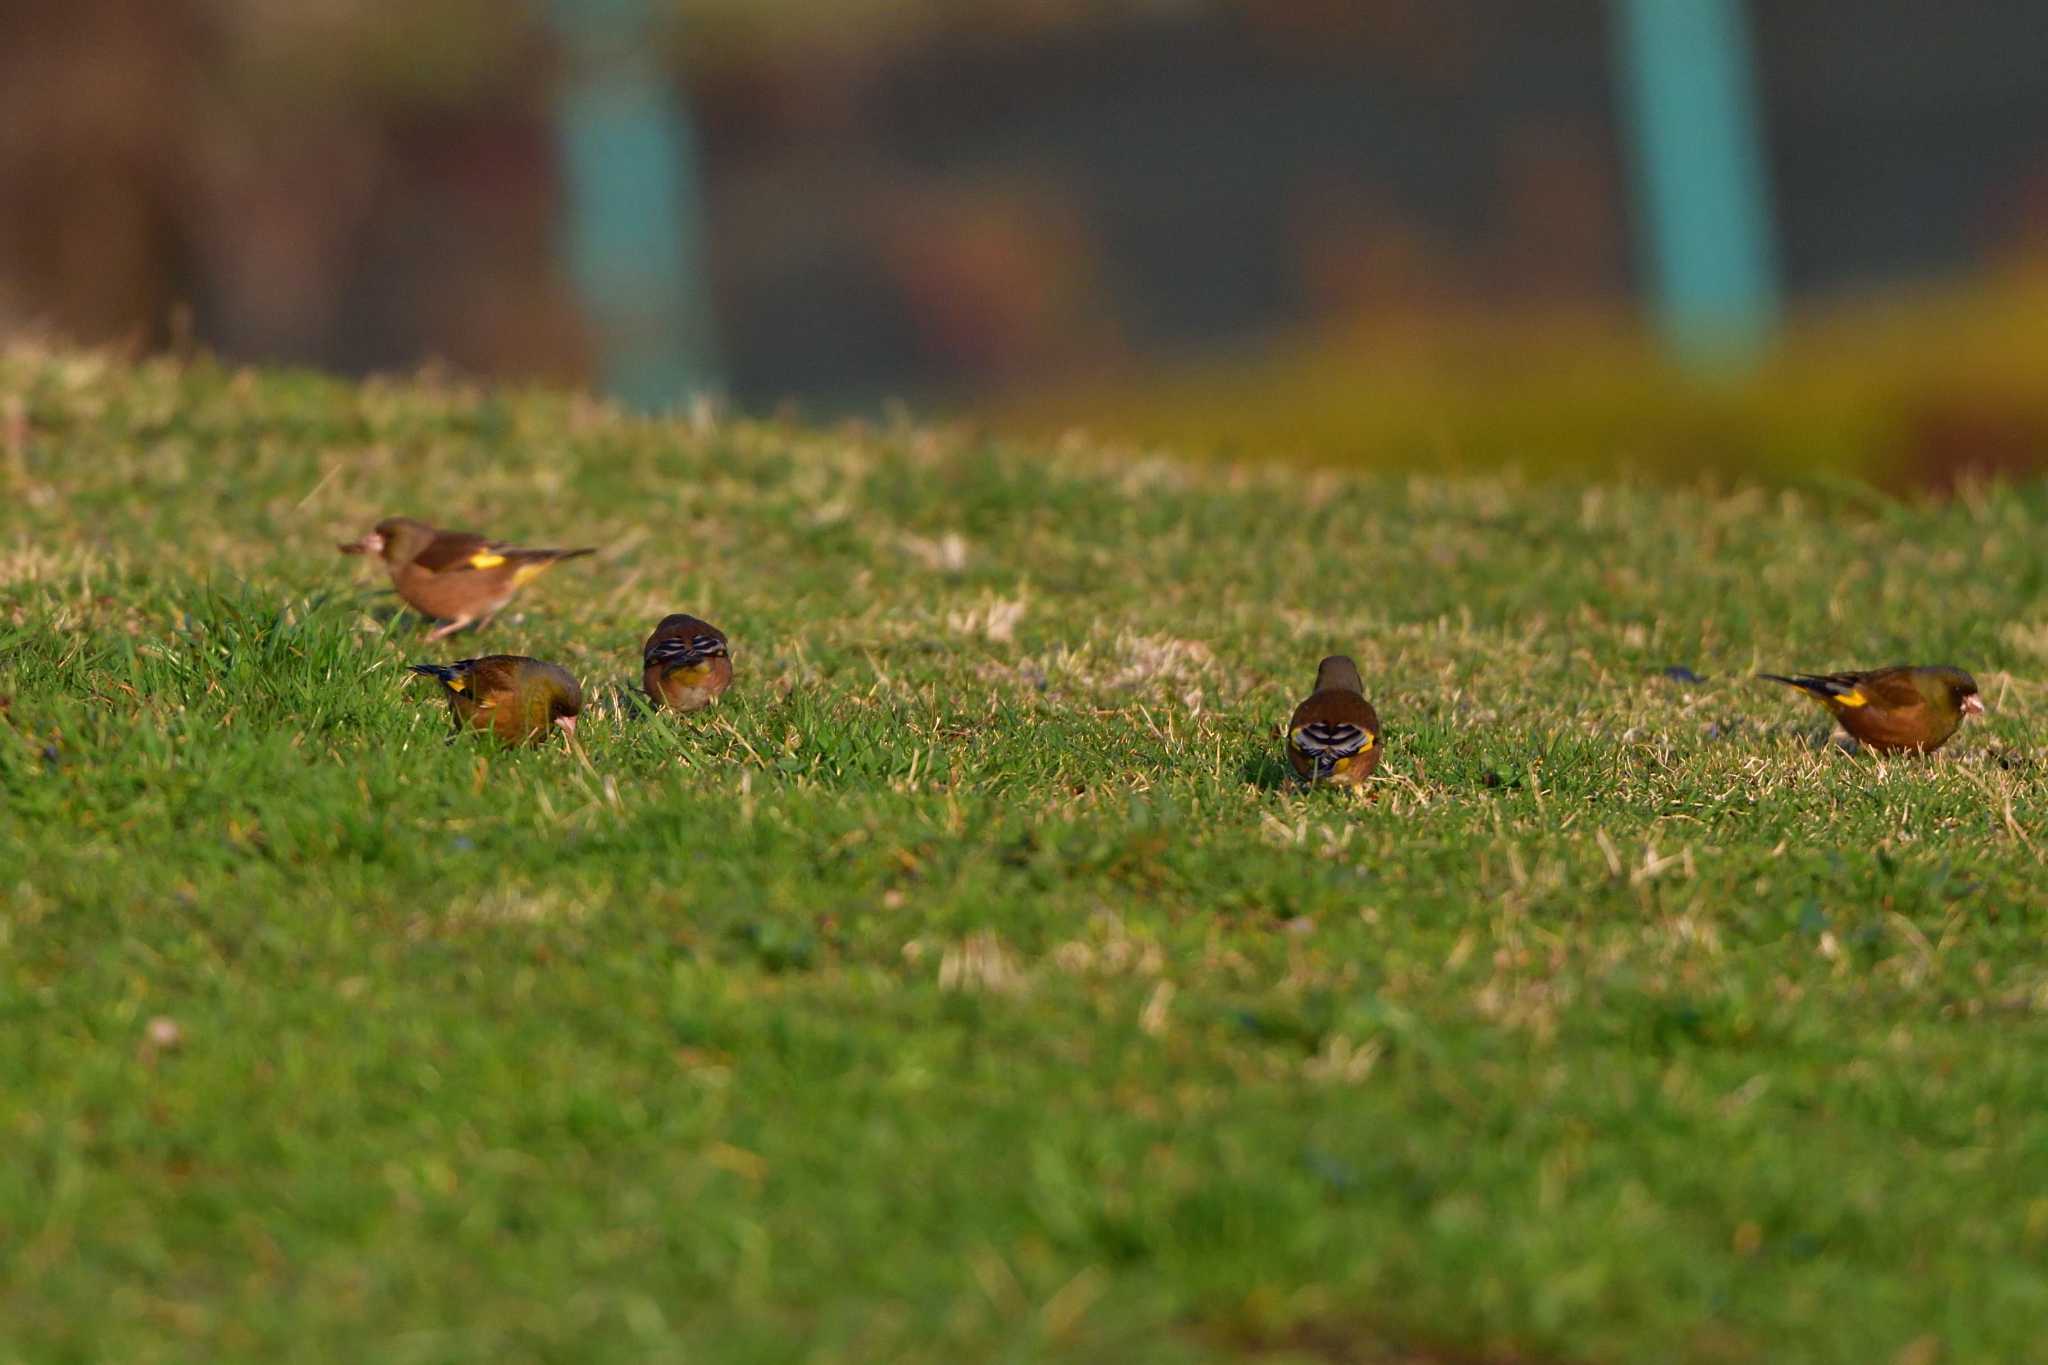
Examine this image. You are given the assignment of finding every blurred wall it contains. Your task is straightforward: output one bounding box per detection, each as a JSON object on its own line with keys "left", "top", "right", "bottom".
{"left": 702, "top": 2, "right": 1625, "bottom": 406}
{"left": 0, "top": 0, "right": 590, "bottom": 381}
{"left": 1753, "top": 0, "right": 2048, "bottom": 292}
{"left": 0, "top": 0, "right": 2042, "bottom": 409}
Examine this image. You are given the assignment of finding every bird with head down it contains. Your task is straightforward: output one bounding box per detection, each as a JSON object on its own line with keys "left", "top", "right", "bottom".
{"left": 1285, "top": 655, "right": 1382, "bottom": 785}
{"left": 1759, "top": 665, "right": 1983, "bottom": 755}
{"left": 409, "top": 655, "right": 583, "bottom": 747}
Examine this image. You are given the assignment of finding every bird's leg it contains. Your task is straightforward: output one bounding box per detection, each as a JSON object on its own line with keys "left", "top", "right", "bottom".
{"left": 423, "top": 616, "right": 475, "bottom": 643}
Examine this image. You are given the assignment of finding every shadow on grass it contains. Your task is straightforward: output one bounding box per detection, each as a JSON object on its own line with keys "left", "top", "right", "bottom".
{"left": 358, "top": 596, "right": 451, "bottom": 648}
{"left": 1192, "top": 1315, "right": 1567, "bottom": 1364}
{"left": 1740, "top": 722, "right": 1993, "bottom": 761}
{"left": 592, "top": 677, "right": 656, "bottom": 725}
{"left": 598, "top": 682, "right": 741, "bottom": 740}
{"left": 358, "top": 594, "right": 568, "bottom": 658}
{"left": 1238, "top": 750, "right": 1298, "bottom": 790}
{"left": 1698, "top": 716, "right": 1856, "bottom": 754}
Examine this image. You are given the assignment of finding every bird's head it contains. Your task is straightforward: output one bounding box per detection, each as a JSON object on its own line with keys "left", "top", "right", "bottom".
{"left": 339, "top": 517, "right": 434, "bottom": 563}
{"left": 1313, "top": 655, "right": 1365, "bottom": 696}
{"left": 1932, "top": 667, "right": 1984, "bottom": 718}
{"left": 541, "top": 664, "right": 584, "bottom": 746}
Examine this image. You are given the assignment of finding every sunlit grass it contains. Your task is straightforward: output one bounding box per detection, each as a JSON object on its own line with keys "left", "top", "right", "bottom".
{"left": 3, "top": 344, "right": 2047, "bottom": 1363}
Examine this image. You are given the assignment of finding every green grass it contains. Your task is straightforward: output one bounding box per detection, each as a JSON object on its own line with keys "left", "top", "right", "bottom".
{"left": 3, "top": 345, "right": 2047, "bottom": 1364}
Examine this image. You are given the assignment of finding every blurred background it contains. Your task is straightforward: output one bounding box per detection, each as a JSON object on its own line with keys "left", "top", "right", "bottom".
{"left": 3, "top": 0, "right": 2045, "bottom": 484}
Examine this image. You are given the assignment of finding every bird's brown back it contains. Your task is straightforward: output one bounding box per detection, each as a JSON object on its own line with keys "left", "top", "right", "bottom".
{"left": 1844, "top": 667, "right": 1935, "bottom": 711}
{"left": 379, "top": 526, "right": 592, "bottom": 622}
{"left": 1289, "top": 689, "right": 1380, "bottom": 737}
{"left": 1286, "top": 688, "right": 1382, "bottom": 782}
{"left": 408, "top": 529, "right": 503, "bottom": 572}
{"left": 1774, "top": 666, "right": 1969, "bottom": 754}
{"left": 1835, "top": 672, "right": 1962, "bottom": 754}
{"left": 433, "top": 656, "right": 580, "bottom": 744}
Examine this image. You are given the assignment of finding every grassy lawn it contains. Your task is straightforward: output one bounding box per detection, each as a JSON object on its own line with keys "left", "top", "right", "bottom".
{"left": 3, "top": 345, "right": 2046, "bottom": 1364}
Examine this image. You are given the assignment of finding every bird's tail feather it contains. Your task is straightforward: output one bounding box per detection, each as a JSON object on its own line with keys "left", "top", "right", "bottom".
{"left": 1760, "top": 672, "right": 1853, "bottom": 698}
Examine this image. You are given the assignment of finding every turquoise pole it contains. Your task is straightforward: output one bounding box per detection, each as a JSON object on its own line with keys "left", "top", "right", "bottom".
{"left": 548, "top": 0, "right": 721, "bottom": 408}
{"left": 1612, "top": 0, "right": 1779, "bottom": 371}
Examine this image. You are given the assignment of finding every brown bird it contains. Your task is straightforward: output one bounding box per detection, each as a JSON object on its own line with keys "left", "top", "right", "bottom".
{"left": 1285, "top": 655, "right": 1382, "bottom": 785}
{"left": 641, "top": 614, "right": 732, "bottom": 712}
{"left": 409, "top": 655, "right": 583, "bottom": 746}
{"left": 340, "top": 516, "right": 594, "bottom": 641}
{"left": 1760, "top": 665, "right": 1983, "bottom": 755}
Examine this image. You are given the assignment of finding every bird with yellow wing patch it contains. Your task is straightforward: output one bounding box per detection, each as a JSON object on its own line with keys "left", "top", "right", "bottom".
{"left": 341, "top": 516, "right": 594, "bottom": 641}
{"left": 1760, "top": 665, "right": 1983, "bottom": 755}
{"left": 409, "top": 655, "right": 583, "bottom": 747}
{"left": 1285, "top": 655, "right": 1382, "bottom": 786}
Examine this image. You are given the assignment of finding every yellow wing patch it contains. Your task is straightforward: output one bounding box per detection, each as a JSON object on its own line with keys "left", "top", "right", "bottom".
{"left": 1830, "top": 690, "right": 1868, "bottom": 708}
{"left": 1358, "top": 731, "right": 1376, "bottom": 749}
{"left": 444, "top": 675, "right": 469, "bottom": 693}
{"left": 467, "top": 550, "right": 507, "bottom": 569}
{"left": 510, "top": 562, "right": 552, "bottom": 586}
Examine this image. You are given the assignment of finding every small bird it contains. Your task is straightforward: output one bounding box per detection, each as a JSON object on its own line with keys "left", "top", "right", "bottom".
{"left": 1759, "top": 665, "right": 1983, "bottom": 755}
{"left": 409, "top": 655, "right": 583, "bottom": 746}
{"left": 641, "top": 613, "right": 732, "bottom": 712}
{"left": 341, "top": 516, "right": 594, "bottom": 641}
{"left": 1285, "top": 655, "right": 1381, "bottom": 785}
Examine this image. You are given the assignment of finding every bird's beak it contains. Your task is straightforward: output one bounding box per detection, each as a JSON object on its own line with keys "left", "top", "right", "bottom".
{"left": 1963, "top": 694, "right": 1985, "bottom": 717}
{"left": 339, "top": 531, "right": 384, "bottom": 556}
{"left": 555, "top": 715, "right": 579, "bottom": 742}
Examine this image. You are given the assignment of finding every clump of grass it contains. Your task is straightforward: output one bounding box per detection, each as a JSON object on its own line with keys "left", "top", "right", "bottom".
{"left": 2, "top": 342, "right": 2046, "bottom": 1363}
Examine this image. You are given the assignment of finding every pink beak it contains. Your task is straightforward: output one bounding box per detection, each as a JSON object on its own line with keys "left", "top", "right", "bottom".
{"left": 555, "top": 715, "right": 579, "bottom": 740}
{"left": 339, "top": 531, "right": 384, "bottom": 556}
{"left": 1963, "top": 694, "right": 1985, "bottom": 717}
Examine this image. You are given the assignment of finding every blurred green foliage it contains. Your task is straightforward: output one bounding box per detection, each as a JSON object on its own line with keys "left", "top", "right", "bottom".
{"left": 1003, "top": 268, "right": 2048, "bottom": 487}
